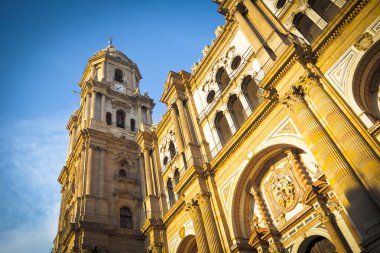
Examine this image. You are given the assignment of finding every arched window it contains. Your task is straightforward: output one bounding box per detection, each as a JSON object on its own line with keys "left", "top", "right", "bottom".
{"left": 120, "top": 207, "right": 132, "bottom": 228}
{"left": 308, "top": 0, "right": 340, "bottom": 23}
{"left": 228, "top": 95, "right": 247, "bottom": 128}
{"left": 169, "top": 141, "right": 176, "bottom": 159}
{"left": 106, "top": 112, "right": 112, "bottom": 125}
{"left": 231, "top": 56, "right": 242, "bottom": 70}
{"left": 115, "top": 68, "right": 123, "bottom": 82}
{"left": 207, "top": 90, "right": 216, "bottom": 104}
{"left": 119, "top": 169, "right": 126, "bottom": 177}
{"left": 215, "top": 111, "right": 232, "bottom": 146}
{"left": 130, "top": 119, "right": 136, "bottom": 131}
{"left": 293, "top": 12, "right": 322, "bottom": 43}
{"left": 216, "top": 67, "right": 230, "bottom": 91}
{"left": 116, "top": 110, "right": 125, "bottom": 128}
{"left": 174, "top": 169, "right": 180, "bottom": 185}
{"left": 163, "top": 156, "right": 169, "bottom": 166}
{"left": 167, "top": 179, "right": 175, "bottom": 206}
{"left": 241, "top": 76, "right": 259, "bottom": 110}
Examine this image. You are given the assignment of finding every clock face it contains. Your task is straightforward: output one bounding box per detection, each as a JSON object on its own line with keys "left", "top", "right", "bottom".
{"left": 114, "top": 83, "right": 126, "bottom": 93}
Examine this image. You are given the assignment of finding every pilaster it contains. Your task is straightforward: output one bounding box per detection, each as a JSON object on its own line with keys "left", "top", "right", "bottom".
{"left": 282, "top": 85, "right": 380, "bottom": 251}
{"left": 185, "top": 200, "right": 210, "bottom": 253}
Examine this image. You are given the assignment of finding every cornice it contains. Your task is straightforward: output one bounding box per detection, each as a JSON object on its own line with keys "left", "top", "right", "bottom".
{"left": 155, "top": 110, "right": 171, "bottom": 138}
{"left": 190, "top": 21, "right": 238, "bottom": 89}
{"left": 162, "top": 197, "right": 185, "bottom": 224}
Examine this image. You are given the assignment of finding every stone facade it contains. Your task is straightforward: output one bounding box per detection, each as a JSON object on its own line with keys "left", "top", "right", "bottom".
{"left": 54, "top": 1, "right": 380, "bottom": 252}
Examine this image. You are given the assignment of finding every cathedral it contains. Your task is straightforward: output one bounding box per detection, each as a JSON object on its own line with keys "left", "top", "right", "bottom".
{"left": 53, "top": 0, "right": 380, "bottom": 252}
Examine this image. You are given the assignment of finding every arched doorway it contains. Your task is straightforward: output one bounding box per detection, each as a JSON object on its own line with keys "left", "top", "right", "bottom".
{"left": 176, "top": 235, "right": 197, "bottom": 253}
{"left": 298, "top": 236, "right": 336, "bottom": 253}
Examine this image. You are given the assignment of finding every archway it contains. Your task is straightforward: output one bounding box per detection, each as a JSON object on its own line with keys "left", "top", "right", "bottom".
{"left": 176, "top": 235, "right": 197, "bottom": 253}
{"left": 352, "top": 40, "right": 380, "bottom": 120}
{"left": 298, "top": 236, "right": 336, "bottom": 253}
{"left": 230, "top": 142, "right": 317, "bottom": 241}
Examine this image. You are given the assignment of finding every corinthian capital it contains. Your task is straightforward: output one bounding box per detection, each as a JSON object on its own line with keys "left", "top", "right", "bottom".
{"left": 298, "top": 71, "right": 321, "bottom": 96}
{"left": 281, "top": 85, "right": 305, "bottom": 111}
{"left": 185, "top": 199, "right": 200, "bottom": 215}
{"left": 317, "top": 211, "right": 333, "bottom": 224}
{"left": 196, "top": 192, "right": 211, "bottom": 208}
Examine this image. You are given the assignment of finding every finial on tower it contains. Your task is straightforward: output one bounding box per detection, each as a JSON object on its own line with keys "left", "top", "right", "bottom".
{"left": 108, "top": 37, "right": 113, "bottom": 47}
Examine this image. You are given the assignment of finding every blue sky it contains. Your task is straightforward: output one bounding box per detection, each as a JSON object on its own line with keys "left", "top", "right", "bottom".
{"left": 0, "top": 1, "right": 224, "bottom": 252}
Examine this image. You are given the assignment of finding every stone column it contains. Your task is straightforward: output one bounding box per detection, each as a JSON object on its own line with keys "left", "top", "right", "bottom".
{"left": 78, "top": 148, "right": 85, "bottom": 197}
{"left": 90, "top": 92, "right": 96, "bottom": 119}
{"left": 99, "top": 149, "right": 106, "bottom": 197}
{"left": 317, "top": 211, "right": 349, "bottom": 253}
{"left": 131, "top": 69, "right": 136, "bottom": 91}
{"left": 243, "top": 0, "right": 274, "bottom": 40}
{"left": 100, "top": 94, "right": 106, "bottom": 121}
{"left": 153, "top": 141, "right": 167, "bottom": 214}
{"left": 170, "top": 104, "right": 184, "bottom": 151}
{"left": 224, "top": 110, "right": 237, "bottom": 134}
{"left": 176, "top": 99, "right": 193, "bottom": 145}
{"left": 112, "top": 106, "right": 116, "bottom": 127}
{"left": 146, "top": 108, "right": 152, "bottom": 125}
{"left": 282, "top": 86, "right": 380, "bottom": 240}
{"left": 302, "top": 74, "right": 380, "bottom": 206}
{"left": 255, "top": 0, "right": 288, "bottom": 35}
{"left": 102, "top": 61, "right": 106, "bottom": 81}
{"left": 85, "top": 93, "right": 91, "bottom": 122}
{"left": 233, "top": 10, "right": 263, "bottom": 53}
{"left": 238, "top": 92, "right": 253, "bottom": 116}
{"left": 305, "top": 8, "right": 327, "bottom": 29}
{"left": 186, "top": 200, "right": 210, "bottom": 253}
{"left": 137, "top": 106, "right": 143, "bottom": 129}
{"left": 249, "top": 186, "right": 272, "bottom": 228}
{"left": 85, "top": 146, "right": 94, "bottom": 195}
{"left": 143, "top": 149, "right": 154, "bottom": 196}
{"left": 329, "top": 201, "right": 362, "bottom": 246}
{"left": 125, "top": 108, "right": 131, "bottom": 130}
{"left": 285, "top": 150, "right": 312, "bottom": 190}
{"left": 197, "top": 193, "right": 224, "bottom": 253}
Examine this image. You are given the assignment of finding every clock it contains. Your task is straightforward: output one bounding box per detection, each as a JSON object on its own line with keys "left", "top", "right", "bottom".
{"left": 114, "top": 83, "right": 126, "bottom": 93}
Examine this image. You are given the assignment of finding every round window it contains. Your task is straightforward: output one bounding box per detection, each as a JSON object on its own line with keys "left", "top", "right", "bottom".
{"left": 207, "top": 90, "right": 216, "bottom": 104}
{"left": 276, "top": 0, "right": 286, "bottom": 9}
{"left": 231, "top": 56, "right": 242, "bottom": 70}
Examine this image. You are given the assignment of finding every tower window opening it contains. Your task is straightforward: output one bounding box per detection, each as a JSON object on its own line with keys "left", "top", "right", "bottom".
{"left": 106, "top": 112, "right": 112, "bottom": 125}
{"left": 130, "top": 119, "right": 136, "bottom": 131}
{"left": 120, "top": 207, "right": 132, "bottom": 229}
{"left": 115, "top": 69, "right": 123, "bottom": 82}
{"left": 119, "top": 169, "right": 126, "bottom": 177}
{"left": 116, "top": 110, "right": 125, "bottom": 128}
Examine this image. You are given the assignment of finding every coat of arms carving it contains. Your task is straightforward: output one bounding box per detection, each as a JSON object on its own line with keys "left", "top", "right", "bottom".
{"left": 270, "top": 172, "right": 296, "bottom": 211}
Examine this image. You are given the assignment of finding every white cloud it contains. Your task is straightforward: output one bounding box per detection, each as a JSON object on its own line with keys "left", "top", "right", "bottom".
{"left": 0, "top": 111, "right": 71, "bottom": 253}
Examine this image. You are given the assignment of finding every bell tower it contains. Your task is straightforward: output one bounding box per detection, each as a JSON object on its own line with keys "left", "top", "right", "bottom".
{"left": 53, "top": 41, "right": 154, "bottom": 253}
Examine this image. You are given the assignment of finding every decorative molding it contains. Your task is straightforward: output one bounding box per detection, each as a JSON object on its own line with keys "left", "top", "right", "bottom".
{"left": 326, "top": 50, "right": 356, "bottom": 93}
{"left": 354, "top": 32, "right": 374, "bottom": 51}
